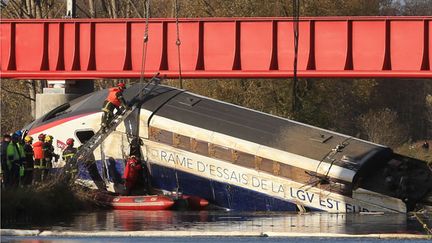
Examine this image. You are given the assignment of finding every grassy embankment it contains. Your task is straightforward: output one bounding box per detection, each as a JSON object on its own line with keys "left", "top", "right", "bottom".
{"left": 1, "top": 180, "right": 102, "bottom": 227}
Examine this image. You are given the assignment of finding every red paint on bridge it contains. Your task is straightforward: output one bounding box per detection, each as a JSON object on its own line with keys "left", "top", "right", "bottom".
{"left": 1, "top": 17, "right": 431, "bottom": 79}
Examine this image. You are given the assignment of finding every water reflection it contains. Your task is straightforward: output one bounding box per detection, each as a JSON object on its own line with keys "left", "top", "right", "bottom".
{"left": 37, "top": 210, "right": 430, "bottom": 235}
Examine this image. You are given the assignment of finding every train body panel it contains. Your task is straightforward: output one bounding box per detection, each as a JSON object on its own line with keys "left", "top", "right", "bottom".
{"left": 24, "top": 83, "right": 432, "bottom": 213}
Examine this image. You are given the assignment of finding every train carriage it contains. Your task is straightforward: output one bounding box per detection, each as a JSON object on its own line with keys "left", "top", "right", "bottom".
{"left": 24, "top": 83, "right": 432, "bottom": 213}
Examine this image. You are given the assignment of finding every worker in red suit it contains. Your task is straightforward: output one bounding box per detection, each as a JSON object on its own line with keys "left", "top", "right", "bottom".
{"left": 101, "top": 82, "right": 129, "bottom": 131}
{"left": 123, "top": 155, "right": 142, "bottom": 196}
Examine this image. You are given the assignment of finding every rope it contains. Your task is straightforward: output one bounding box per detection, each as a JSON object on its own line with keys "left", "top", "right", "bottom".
{"left": 292, "top": 0, "right": 300, "bottom": 114}
{"left": 139, "top": 0, "right": 151, "bottom": 99}
{"left": 173, "top": 0, "right": 184, "bottom": 187}
{"left": 413, "top": 212, "right": 432, "bottom": 235}
{"left": 314, "top": 137, "right": 351, "bottom": 181}
{"left": 174, "top": 0, "right": 183, "bottom": 89}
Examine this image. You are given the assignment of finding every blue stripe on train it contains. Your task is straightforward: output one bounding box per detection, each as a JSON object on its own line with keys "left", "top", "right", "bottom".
{"left": 149, "top": 163, "right": 300, "bottom": 211}
{"left": 77, "top": 158, "right": 124, "bottom": 183}
{"left": 77, "top": 159, "right": 311, "bottom": 212}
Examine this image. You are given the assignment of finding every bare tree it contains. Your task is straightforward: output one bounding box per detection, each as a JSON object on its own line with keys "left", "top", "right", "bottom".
{"left": 109, "top": 0, "right": 117, "bottom": 18}
{"left": 1, "top": 80, "right": 34, "bottom": 133}
{"left": 88, "top": 0, "right": 96, "bottom": 18}
{"left": 425, "top": 94, "right": 432, "bottom": 139}
{"left": 358, "top": 108, "right": 408, "bottom": 148}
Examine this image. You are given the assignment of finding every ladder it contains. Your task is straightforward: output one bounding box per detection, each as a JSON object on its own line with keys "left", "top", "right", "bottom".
{"left": 66, "top": 74, "right": 163, "bottom": 176}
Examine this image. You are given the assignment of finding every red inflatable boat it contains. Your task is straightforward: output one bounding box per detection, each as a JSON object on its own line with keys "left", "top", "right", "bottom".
{"left": 110, "top": 195, "right": 174, "bottom": 210}
{"left": 181, "top": 195, "right": 209, "bottom": 210}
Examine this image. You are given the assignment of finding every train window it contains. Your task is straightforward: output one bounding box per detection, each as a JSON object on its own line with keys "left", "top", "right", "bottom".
{"left": 279, "top": 163, "right": 293, "bottom": 178}
{"left": 149, "top": 127, "right": 159, "bottom": 140}
{"left": 259, "top": 157, "right": 274, "bottom": 174}
{"left": 210, "top": 144, "right": 233, "bottom": 162}
{"left": 158, "top": 130, "right": 173, "bottom": 145}
{"left": 76, "top": 130, "right": 95, "bottom": 144}
{"left": 234, "top": 150, "right": 255, "bottom": 169}
{"left": 42, "top": 103, "right": 71, "bottom": 122}
{"left": 280, "top": 163, "right": 310, "bottom": 183}
{"left": 173, "top": 133, "right": 191, "bottom": 150}
{"left": 149, "top": 127, "right": 173, "bottom": 145}
{"left": 191, "top": 138, "right": 208, "bottom": 156}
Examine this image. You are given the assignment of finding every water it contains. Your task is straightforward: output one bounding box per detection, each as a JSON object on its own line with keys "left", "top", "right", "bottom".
{"left": 2, "top": 210, "right": 431, "bottom": 242}
{"left": 2, "top": 237, "right": 431, "bottom": 243}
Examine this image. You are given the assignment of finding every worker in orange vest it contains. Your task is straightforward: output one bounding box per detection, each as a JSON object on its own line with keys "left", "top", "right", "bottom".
{"left": 32, "top": 133, "right": 45, "bottom": 183}
{"left": 101, "top": 82, "right": 130, "bottom": 131}
{"left": 123, "top": 155, "right": 142, "bottom": 196}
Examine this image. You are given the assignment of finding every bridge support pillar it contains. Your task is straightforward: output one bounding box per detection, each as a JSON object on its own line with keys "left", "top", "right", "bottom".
{"left": 35, "top": 80, "right": 94, "bottom": 119}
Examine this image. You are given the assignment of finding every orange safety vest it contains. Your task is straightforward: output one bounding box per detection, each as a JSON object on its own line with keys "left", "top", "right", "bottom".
{"left": 32, "top": 141, "right": 44, "bottom": 160}
{"left": 106, "top": 88, "right": 122, "bottom": 107}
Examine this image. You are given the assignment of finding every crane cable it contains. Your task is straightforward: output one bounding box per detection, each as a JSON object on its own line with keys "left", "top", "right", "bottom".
{"left": 292, "top": 0, "right": 300, "bottom": 114}
{"left": 174, "top": 0, "right": 183, "bottom": 89}
{"left": 139, "top": 0, "right": 151, "bottom": 99}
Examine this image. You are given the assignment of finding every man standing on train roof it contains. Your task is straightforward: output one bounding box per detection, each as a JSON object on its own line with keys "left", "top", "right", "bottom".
{"left": 101, "top": 82, "right": 130, "bottom": 131}
{"left": 23, "top": 136, "right": 35, "bottom": 185}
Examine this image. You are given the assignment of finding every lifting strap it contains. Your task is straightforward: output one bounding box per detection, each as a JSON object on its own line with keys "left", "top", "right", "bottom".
{"left": 174, "top": 0, "right": 183, "bottom": 89}
{"left": 173, "top": 0, "right": 183, "bottom": 192}
{"left": 140, "top": 0, "right": 150, "bottom": 85}
{"left": 308, "top": 137, "right": 351, "bottom": 185}
{"left": 292, "top": 0, "right": 300, "bottom": 114}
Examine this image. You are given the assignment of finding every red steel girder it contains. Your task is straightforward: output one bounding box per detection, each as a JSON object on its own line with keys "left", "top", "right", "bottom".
{"left": 1, "top": 17, "right": 431, "bottom": 79}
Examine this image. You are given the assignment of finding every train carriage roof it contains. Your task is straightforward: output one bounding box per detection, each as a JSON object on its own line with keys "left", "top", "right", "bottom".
{"left": 29, "top": 83, "right": 393, "bottom": 173}
{"left": 142, "top": 85, "right": 393, "bottom": 172}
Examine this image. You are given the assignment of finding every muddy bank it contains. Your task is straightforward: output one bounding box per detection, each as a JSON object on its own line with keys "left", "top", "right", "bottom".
{"left": 1, "top": 183, "right": 101, "bottom": 227}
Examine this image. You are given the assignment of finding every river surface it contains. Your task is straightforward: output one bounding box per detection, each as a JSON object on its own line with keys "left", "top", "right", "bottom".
{"left": 2, "top": 210, "right": 429, "bottom": 234}
{"left": 2, "top": 210, "right": 431, "bottom": 242}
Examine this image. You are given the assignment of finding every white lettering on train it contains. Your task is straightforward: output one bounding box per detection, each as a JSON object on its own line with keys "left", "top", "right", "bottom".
{"left": 152, "top": 148, "right": 371, "bottom": 212}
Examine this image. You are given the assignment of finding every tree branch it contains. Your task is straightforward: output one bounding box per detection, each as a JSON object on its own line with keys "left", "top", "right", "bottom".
{"left": 76, "top": 2, "right": 91, "bottom": 18}
{"left": 24, "top": 80, "right": 33, "bottom": 85}
{"left": 1, "top": 86, "right": 36, "bottom": 101}
{"left": 1, "top": 5, "right": 19, "bottom": 18}
{"left": 127, "top": 0, "right": 142, "bottom": 18}
{"left": 9, "top": 0, "right": 31, "bottom": 18}
{"left": 201, "top": 0, "right": 215, "bottom": 17}
{"left": 52, "top": 1, "right": 65, "bottom": 18}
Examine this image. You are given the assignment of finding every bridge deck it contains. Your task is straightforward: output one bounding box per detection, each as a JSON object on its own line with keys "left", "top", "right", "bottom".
{"left": 1, "top": 17, "right": 431, "bottom": 79}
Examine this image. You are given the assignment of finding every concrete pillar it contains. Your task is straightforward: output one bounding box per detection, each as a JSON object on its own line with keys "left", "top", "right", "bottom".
{"left": 65, "top": 0, "right": 76, "bottom": 18}
{"left": 35, "top": 80, "right": 94, "bottom": 119}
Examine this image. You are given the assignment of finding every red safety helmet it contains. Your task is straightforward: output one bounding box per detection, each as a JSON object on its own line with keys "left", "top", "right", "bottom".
{"left": 66, "top": 138, "right": 74, "bottom": 146}
{"left": 38, "top": 133, "right": 45, "bottom": 141}
{"left": 117, "top": 82, "right": 126, "bottom": 89}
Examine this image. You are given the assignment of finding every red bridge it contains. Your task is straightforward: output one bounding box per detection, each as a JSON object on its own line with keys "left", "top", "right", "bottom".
{"left": 1, "top": 17, "right": 431, "bottom": 79}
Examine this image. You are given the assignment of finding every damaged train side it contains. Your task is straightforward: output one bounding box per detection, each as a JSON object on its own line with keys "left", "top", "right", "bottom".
{"left": 24, "top": 83, "right": 432, "bottom": 212}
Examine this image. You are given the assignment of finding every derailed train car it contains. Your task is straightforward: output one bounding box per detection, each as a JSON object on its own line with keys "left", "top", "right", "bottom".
{"left": 24, "top": 83, "right": 432, "bottom": 213}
